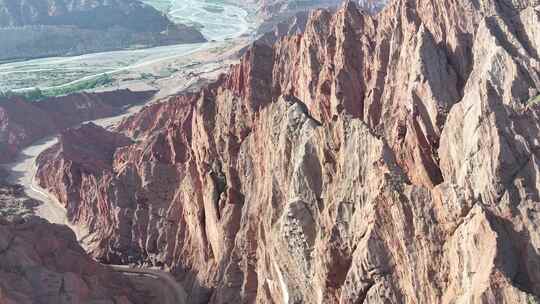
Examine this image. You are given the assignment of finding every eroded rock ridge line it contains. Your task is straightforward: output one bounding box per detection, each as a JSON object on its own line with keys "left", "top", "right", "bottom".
{"left": 36, "top": 0, "right": 540, "bottom": 303}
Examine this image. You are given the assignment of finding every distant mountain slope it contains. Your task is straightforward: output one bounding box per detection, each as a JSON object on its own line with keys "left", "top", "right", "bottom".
{"left": 0, "top": 0, "right": 206, "bottom": 60}
{"left": 252, "top": 0, "right": 342, "bottom": 32}
{"left": 0, "top": 89, "right": 155, "bottom": 163}
{"left": 252, "top": 0, "right": 389, "bottom": 33}
{"left": 0, "top": 0, "right": 165, "bottom": 30}
{"left": 357, "top": 0, "right": 388, "bottom": 13}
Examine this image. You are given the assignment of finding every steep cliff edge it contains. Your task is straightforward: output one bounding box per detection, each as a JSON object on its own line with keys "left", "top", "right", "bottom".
{"left": 36, "top": 0, "right": 540, "bottom": 303}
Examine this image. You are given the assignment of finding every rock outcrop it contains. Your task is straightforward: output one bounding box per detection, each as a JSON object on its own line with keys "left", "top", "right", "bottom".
{"left": 36, "top": 123, "right": 133, "bottom": 229}
{"left": 0, "top": 89, "right": 155, "bottom": 163}
{"left": 0, "top": 216, "right": 140, "bottom": 304}
{"left": 36, "top": 0, "right": 540, "bottom": 303}
{"left": 0, "top": 182, "right": 39, "bottom": 221}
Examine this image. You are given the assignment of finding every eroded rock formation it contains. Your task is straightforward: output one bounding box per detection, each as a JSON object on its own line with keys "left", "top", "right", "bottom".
{"left": 0, "top": 216, "right": 140, "bottom": 304}
{"left": 0, "top": 89, "right": 155, "bottom": 163}
{"left": 36, "top": 0, "right": 540, "bottom": 303}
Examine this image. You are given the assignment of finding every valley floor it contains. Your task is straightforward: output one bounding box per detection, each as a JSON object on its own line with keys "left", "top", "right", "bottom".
{"left": 0, "top": 0, "right": 255, "bottom": 96}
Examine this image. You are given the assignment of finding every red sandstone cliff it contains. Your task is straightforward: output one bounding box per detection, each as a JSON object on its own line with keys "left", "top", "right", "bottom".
{"left": 0, "top": 89, "right": 155, "bottom": 163}
{"left": 36, "top": 0, "right": 540, "bottom": 303}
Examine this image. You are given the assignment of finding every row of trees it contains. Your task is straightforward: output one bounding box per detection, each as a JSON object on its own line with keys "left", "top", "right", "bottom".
{"left": 0, "top": 88, "right": 44, "bottom": 101}
{"left": 0, "top": 74, "right": 114, "bottom": 102}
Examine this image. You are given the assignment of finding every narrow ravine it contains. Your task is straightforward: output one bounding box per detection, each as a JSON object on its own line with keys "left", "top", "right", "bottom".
{"left": 3, "top": 102, "right": 146, "bottom": 234}
{"left": 1, "top": 101, "right": 193, "bottom": 303}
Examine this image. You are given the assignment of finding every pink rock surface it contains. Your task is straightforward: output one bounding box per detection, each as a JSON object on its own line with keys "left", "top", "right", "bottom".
{"left": 35, "top": 0, "right": 540, "bottom": 303}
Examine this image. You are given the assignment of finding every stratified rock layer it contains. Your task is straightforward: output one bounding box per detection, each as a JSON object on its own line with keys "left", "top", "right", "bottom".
{"left": 36, "top": 0, "right": 540, "bottom": 303}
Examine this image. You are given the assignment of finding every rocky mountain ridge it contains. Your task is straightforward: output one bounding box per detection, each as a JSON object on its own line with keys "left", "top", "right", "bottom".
{"left": 252, "top": 0, "right": 388, "bottom": 34}
{"left": 0, "top": 89, "right": 155, "bottom": 163}
{"left": 35, "top": 0, "right": 540, "bottom": 303}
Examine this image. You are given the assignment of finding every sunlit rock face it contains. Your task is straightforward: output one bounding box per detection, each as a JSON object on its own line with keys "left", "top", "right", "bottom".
{"left": 36, "top": 0, "right": 540, "bottom": 303}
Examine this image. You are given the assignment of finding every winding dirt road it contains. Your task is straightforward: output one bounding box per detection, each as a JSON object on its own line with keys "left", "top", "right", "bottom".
{"left": 2, "top": 102, "right": 188, "bottom": 304}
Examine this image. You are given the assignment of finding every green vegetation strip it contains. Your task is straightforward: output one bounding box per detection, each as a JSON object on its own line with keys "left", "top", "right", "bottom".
{"left": 0, "top": 74, "right": 113, "bottom": 101}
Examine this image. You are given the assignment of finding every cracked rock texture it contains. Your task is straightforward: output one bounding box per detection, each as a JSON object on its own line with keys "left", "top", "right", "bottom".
{"left": 0, "top": 216, "right": 139, "bottom": 304}
{"left": 36, "top": 0, "right": 540, "bottom": 303}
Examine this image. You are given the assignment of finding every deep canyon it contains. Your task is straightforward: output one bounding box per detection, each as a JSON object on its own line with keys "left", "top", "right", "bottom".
{"left": 2, "top": 0, "right": 540, "bottom": 303}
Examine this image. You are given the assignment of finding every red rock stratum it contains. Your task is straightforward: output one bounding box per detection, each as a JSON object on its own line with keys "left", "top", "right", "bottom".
{"left": 36, "top": 0, "right": 540, "bottom": 303}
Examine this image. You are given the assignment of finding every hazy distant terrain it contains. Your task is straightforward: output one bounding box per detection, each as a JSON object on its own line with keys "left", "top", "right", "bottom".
{"left": 357, "top": 0, "right": 388, "bottom": 13}
{"left": 253, "top": 0, "right": 341, "bottom": 32}
{"left": 0, "top": 0, "right": 206, "bottom": 60}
